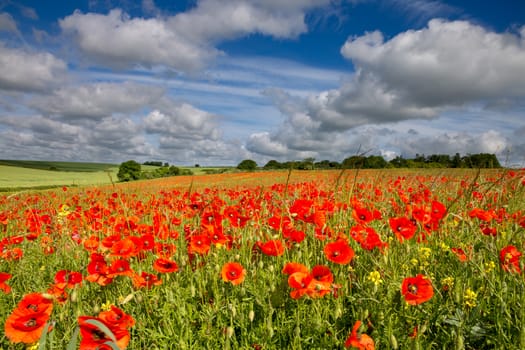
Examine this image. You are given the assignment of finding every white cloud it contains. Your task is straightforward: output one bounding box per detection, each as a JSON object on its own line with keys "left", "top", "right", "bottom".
{"left": 60, "top": 9, "right": 214, "bottom": 71}
{"left": 341, "top": 19, "right": 525, "bottom": 107}
{"left": 0, "top": 43, "right": 67, "bottom": 92}
{"left": 30, "top": 82, "right": 165, "bottom": 119}
{"left": 252, "top": 19, "right": 525, "bottom": 164}
{"left": 0, "top": 12, "right": 18, "bottom": 33}
{"left": 59, "top": 0, "right": 334, "bottom": 72}
{"left": 144, "top": 104, "right": 220, "bottom": 141}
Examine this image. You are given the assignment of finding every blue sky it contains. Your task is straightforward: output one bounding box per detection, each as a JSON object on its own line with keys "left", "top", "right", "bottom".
{"left": 0, "top": 0, "right": 524, "bottom": 166}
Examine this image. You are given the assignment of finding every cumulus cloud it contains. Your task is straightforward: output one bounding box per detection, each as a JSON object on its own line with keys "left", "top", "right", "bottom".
{"left": 341, "top": 19, "right": 525, "bottom": 107}
{"left": 59, "top": 0, "right": 333, "bottom": 72}
{"left": 144, "top": 103, "right": 221, "bottom": 141}
{"left": 30, "top": 82, "right": 165, "bottom": 120}
{"left": 0, "top": 12, "right": 18, "bottom": 33}
{"left": 0, "top": 44, "right": 67, "bottom": 92}
{"left": 0, "top": 113, "right": 156, "bottom": 162}
{"left": 59, "top": 9, "right": 215, "bottom": 71}
{"left": 252, "top": 19, "right": 525, "bottom": 163}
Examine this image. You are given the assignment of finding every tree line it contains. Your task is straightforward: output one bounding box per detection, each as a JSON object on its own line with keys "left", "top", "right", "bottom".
{"left": 240, "top": 153, "right": 501, "bottom": 171}
{"left": 117, "top": 160, "right": 193, "bottom": 182}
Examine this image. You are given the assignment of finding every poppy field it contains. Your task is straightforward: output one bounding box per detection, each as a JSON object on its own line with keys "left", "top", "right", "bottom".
{"left": 1, "top": 168, "right": 525, "bottom": 349}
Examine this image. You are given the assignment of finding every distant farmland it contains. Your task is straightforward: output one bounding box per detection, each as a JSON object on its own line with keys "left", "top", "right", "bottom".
{"left": 0, "top": 161, "right": 119, "bottom": 191}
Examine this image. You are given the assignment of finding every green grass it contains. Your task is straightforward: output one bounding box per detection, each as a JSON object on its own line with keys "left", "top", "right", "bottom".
{"left": 0, "top": 169, "right": 524, "bottom": 349}
{"left": 0, "top": 165, "right": 119, "bottom": 191}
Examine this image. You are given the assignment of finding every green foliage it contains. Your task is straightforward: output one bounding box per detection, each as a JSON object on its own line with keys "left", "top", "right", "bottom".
{"left": 237, "top": 159, "right": 258, "bottom": 171}
{"left": 117, "top": 160, "right": 142, "bottom": 182}
{"left": 0, "top": 169, "right": 524, "bottom": 349}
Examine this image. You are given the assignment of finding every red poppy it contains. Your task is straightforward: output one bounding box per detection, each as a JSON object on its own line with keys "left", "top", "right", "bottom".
{"left": 153, "top": 257, "right": 179, "bottom": 273}
{"left": 451, "top": 248, "right": 470, "bottom": 262}
{"left": 98, "top": 305, "right": 135, "bottom": 330}
{"left": 350, "top": 225, "right": 388, "bottom": 251}
{"left": 4, "top": 293, "right": 53, "bottom": 344}
{"left": 282, "top": 262, "right": 309, "bottom": 275}
{"left": 324, "top": 239, "right": 354, "bottom": 265}
{"left": 221, "top": 262, "right": 246, "bottom": 285}
{"left": 110, "top": 237, "right": 139, "bottom": 259}
{"left": 352, "top": 206, "right": 374, "bottom": 225}
{"left": 430, "top": 200, "right": 447, "bottom": 221}
{"left": 289, "top": 199, "right": 314, "bottom": 222}
{"left": 288, "top": 272, "right": 314, "bottom": 299}
{"left": 54, "top": 270, "right": 83, "bottom": 289}
{"left": 86, "top": 253, "right": 113, "bottom": 286}
{"left": 311, "top": 265, "right": 333, "bottom": 283}
{"left": 500, "top": 245, "right": 522, "bottom": 273}
{"left": 188, "top": 234, "right": 211, "bottom": 255}
{"left": 0, "top": 272, "right": 12, "bottom": 293}
{"left": 83, "top": 235, "right": 100, "bottom": 252}
{"left": 15, "top": 293, "right": 54, "bottom": 316}
{"left": 108, "top": 259, "right": 134, "bottom": 278}
{"left": 389, "top": 217, "right": 417, "bottom": 242}
{"left": 4, "top": 310, "right": 51, "bottom": 344}
{"left": 344, "top": 320, "right": 375, "bottom": 349}
{"left": 131, "top": 272, "right": 162, "bottom": 289}
{"left": 256, "top": 239, "right": 285, "bottom": 257}
{"left": 411, "top": 206, "right": 431, "bottom": 224}
{"left": 78, "top": 316, "right": 130, "bottom": 350}
{"left": 309, "top": 265, "right": 334, "bottom": 298}
{"left": 401, "top": 274, "right": 434, "bottom": 305}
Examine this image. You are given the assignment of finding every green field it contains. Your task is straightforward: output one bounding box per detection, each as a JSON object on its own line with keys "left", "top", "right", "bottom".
{"left": 0, "top": 160, "right": 234, "bottom": 191}
{"left": 0, "top": 165, "right": 119, "bottom": 191}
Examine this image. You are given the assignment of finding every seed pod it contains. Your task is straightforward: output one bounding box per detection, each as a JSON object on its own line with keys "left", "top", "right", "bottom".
{"left": 70, "top": 290, "right": 78, "bottom": 303}
{"left": 390, "top": 334, "right": 398, "bottom": 349}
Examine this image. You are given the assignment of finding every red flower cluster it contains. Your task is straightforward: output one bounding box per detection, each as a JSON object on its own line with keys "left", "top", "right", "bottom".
{"left": 282, "top": 262, "right": 338, "bottom": 299}
{"left": 78, "top": 305, "right": 135, "bottom": 349}
{"left": 4, "top": 292, "right": 53, "bottom": 344}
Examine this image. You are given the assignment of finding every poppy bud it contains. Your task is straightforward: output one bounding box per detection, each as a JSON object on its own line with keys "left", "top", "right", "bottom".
{"left": 390, "top": 334, "right": 398, "bottom": 349}
{"left": 334, "top": 306, "right": 342, "bottom": 319}
{"left": 226, "top": 326, "right": 234, "bottom": 338}
{"left": 294, "top": 325, "right": 301, "bottom": 337}
{"left": 248, "top": 310, "right": 255, "bottom": 322}
{"left": 70, "top": 290, "right": 78, "bottom": 303}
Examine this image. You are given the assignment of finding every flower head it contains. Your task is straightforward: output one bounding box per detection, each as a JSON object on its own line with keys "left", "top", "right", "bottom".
{"left": 324, "top": 239, "right": 354, "bottom": 265}
{"left": 221, "top": 262, "right": 246, "bottom": 285}
{"left": 401, "top": 274, "right": 434, "bottom": 305}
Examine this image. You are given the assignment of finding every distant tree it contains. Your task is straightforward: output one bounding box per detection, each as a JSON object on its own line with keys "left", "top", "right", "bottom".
{"left": 117, "top": 160, "right": 142, "bottom": 182}
{"left": 342, "top": 155, "right": 366, "bottom": 168}
{"left": 167, "top": 166, "right": 180, "bottom": 176}
{"left": 237, "top": 159, "right": 258, "bottom": 171}
{"left": 464, "top": 153, "right": 501, "bottom": 168}
{"left": 303, "top": 157, "right": 315, "bottom": 170}
{"left": 363, "top": 155, "right": 387, "bottom": 168}
{"left": 143, "top": 161, "right": 163, "bottom": 166}
{"left": 314, "top": 160, "right": 336, "bottom": 169}
{"left": 451, "top": 153, "right": 464, "bottom": 168}
{"left": 389, "top": 156, "right": 408, "bottom": 168}
{"left": 263, "top": 160, "right": 282, "bottom": 169}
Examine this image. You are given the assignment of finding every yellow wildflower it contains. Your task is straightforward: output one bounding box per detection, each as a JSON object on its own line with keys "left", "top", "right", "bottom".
{"left": 464, "top": 288, "right": 477, "bottom": 308}
{"left": 367, "top": 271, "right": 383, "bottom": 286}
{"left": 484, "top": 261, "right": 496, "bottom": 273}
{"left": 101, "top": 300, "right": 113, "bottom": 311}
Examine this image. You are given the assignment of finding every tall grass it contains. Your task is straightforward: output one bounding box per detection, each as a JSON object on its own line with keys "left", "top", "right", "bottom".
{"left": 0, "top": 169, "right": 524, "bottom": 349}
